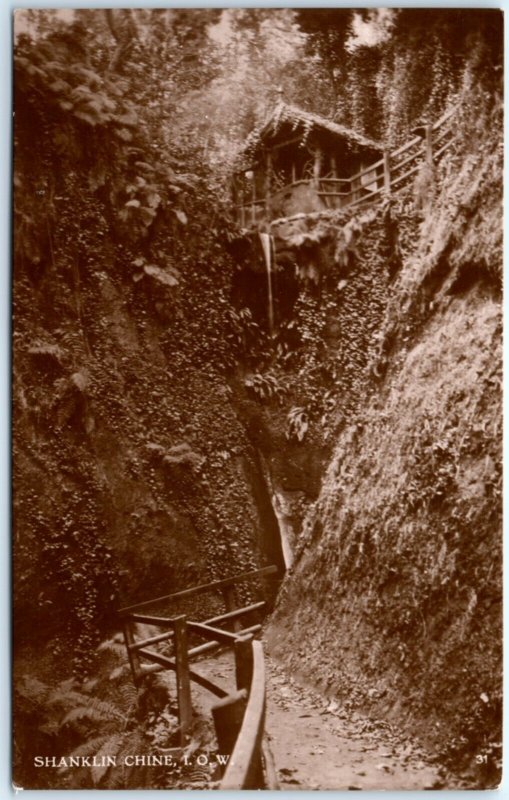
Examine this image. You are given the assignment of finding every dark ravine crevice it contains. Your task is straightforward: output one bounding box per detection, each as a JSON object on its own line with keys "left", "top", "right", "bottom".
{"left": 12, "top": 10, "right": 503, "bottom": 793}
{"left": 236, "top": 451, "right": 287, "bottom": 607}
{"left": 245, "top": 455, "right": 286, "bottom": 578}
{"left": 259, "top": 454, "right": 298, "bottom": 570}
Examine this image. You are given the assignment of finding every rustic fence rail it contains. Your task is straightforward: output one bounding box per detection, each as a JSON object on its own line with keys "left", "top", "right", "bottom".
{"left": 118, "top": 565, "right": 278, "bottom": 788}
{"left": 234, "top": 107, "right": 456, "bottom": 224}
{"left": 217, "top": 637, "right": 267, "bottom": 789}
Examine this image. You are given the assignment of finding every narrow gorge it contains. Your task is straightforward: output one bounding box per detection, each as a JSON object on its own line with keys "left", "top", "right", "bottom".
{"left": 13, "top": 8, "right": 502, "bottom": 792}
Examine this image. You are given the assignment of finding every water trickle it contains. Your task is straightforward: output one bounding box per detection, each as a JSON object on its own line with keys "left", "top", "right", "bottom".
{"left": 259, "top": 454, "right": 293, "bottom": 571}
{"left": 271, "top": 491, "right": 294, "bottom": 570}
{"left": 259, "top": 232, "right": 275, "bottom": 336}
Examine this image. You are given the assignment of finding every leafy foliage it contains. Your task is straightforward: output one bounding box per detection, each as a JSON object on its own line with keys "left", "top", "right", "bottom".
{"left": 13, "top": 11, "right": 243, "bottom": 668}
{"left": 286, "top": 406, "right": 309, "bottom": 443}
{"left": 14, "top": 635, "right": 183, "bottom": 789}
{"left": 295, "top": 8, "right": 502, "bottom": 143}
{"left": 244, "top": 371, "right": 286, "bottom": 403}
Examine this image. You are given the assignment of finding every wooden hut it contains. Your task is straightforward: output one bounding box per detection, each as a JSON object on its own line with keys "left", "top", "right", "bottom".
{"left": 233, "top": 102, "right": 383, "bottom": 227}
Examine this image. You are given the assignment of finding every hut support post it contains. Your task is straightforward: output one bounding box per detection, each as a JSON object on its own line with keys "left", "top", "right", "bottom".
{"left": 313, "top": 147, "right": 323, "bottom": 188}
{"left": 265, "top": 150, "right": 272, "bottom": 216}
{"left": 251, "top": 179, "right": 256, "bottom": 225}
{"left": 424, "top": 123, "right": 433, "bottom": 167}
{"left": 383, "top": 149, "right": 391, "bottom": 195}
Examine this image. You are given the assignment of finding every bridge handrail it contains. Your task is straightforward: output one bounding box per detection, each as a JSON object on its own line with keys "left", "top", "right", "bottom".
{"left": 219, "top": 639, "right": 266, "bottom": 789}
{"left": 118, "top": 564, "right": 277, "bottom": 615}
{"left": 118, "top": 566, "right": 278, "bottom": 787}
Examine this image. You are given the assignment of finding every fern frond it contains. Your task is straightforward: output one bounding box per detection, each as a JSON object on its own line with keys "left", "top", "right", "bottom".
{"left": 47, "top": 686, "right": 92, "bottom": 709}
{"left": 59, "top": 677, "right": 79, "bottom": 693}
{"left": 61, "top": 707, "right": 110, "bottom": 728}
{"left": 109, "top": 663, "right": 131, "bottom": 682}
{"left": 61, "top": 697, "right": 124, "bottom": 728}
{"left": 107, "top": 764, "right": 129, "bottom": 790}
{"left": 85, "top": 696, "right": 126, "bottom": 720}
{"left": 38, "top": 719, "right": 61, "bottom": 737}
{"left": 98, "top": 637, "right": 126, "bottom": 656}
{"left": 119, "top": 683, "right": 138, "bottom": 710}
{"left": 103, "top": 730, "right": 149, "bottom": 789}
{"left": 92, "top": 733, "right": 124, "bottom": 786}
{"left": 64, "top": 735, "right": 111, "bottom": 764}
{"left": 16, "top": 675, "right": 51, "bottom": 705}
{"left": 116, "top": 728, "right": 146, "bottom": 762}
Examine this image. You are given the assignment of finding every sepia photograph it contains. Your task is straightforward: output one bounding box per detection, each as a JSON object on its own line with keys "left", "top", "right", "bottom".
{"left": 12, "top": 6, "right": 502, "bottom": 791}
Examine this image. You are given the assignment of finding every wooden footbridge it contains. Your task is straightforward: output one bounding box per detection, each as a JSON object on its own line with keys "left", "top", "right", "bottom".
{"left": 118, "top": 565, "right": 279, "bottom": 789}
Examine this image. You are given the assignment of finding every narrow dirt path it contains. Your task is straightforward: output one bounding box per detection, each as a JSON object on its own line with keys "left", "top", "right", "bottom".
{"left": 190, "top": 648, "right": 454, "bottom": 790}
{"left": 264, "top": 658, "right": 449, "bottom": 790}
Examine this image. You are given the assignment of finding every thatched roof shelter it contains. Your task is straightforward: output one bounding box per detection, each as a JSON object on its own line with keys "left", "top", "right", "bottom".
{"left": 240, "top": 102, "right": 382, "bottom": 167}
{"left": 233, "top": 102, "right": 384, "bottom": 226}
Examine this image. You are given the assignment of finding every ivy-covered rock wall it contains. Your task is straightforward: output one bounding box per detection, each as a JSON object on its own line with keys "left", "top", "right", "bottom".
{"left": 226, "top": 205, "right": 397, "bottom": 549}
{"left": 13, "top": 28, "right": 282, "bottom": 673}
{"left": 265, "top": 105, "right": 502, "bottom": 787}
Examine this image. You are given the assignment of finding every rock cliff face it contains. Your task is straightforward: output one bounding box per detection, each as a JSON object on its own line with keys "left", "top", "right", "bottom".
{"left": 13, "top": 252, "right": 284, "bottom": 652}
{"left": 14, "top": 38, "right": 501, "bottom": 784}
{"left": 265, "top": 115, "right": 502, "bottom": 785}
{"left": 13, "top": 184, "right": 288, "bottom": 670}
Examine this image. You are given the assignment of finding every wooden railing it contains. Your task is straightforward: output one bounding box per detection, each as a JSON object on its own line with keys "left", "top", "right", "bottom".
{"left": 118, "top": 565, "right": 279, "bottom": 789}
{"left": 215, "top": 637, "right": 269, "bottom": 789}
{"left": 234, "top": 107, "right": 456, "bottom": 224}
{"left": 209, "top": 633, "right": 278, "bottom": 789}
